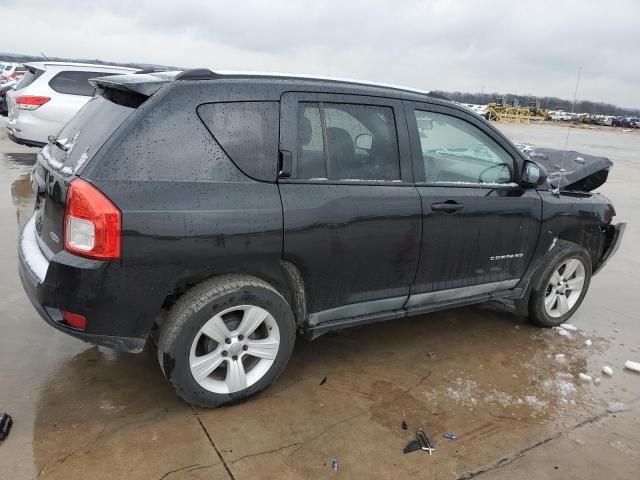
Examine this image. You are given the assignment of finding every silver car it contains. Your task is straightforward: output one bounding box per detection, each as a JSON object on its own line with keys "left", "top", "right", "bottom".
{"left": 6, "top": 62, "right": 136, "bottom": 147}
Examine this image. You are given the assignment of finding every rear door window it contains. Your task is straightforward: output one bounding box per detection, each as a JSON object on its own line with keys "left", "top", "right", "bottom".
{"left": 297, "top": 103, "right": 326, "bottom": 178}
{"left": 294, "top": 102, "right": 400, "bottom": 181}
{"left": 48, "top": 71, "right": 113, "bottom": 96}
{"left": 197, "top": 102, "right": 280, "bottom": 181}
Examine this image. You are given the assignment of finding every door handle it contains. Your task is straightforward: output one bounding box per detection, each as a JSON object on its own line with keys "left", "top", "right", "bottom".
{"left": 278, "top": 150, "right": 292, "bottom": 178}
{"left": 431, "top": 202, "right": 464, "bottom": 213}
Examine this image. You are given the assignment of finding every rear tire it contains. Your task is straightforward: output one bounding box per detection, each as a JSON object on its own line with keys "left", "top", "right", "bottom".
{"left": 528, "top": 240, "right": 592, "bottom": 327}
{"left": 157, "top": 274, "right": 296, "bottom": 408}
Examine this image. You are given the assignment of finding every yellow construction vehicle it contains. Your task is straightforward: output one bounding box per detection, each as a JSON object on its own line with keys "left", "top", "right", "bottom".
{"left": 485, "top": 98, "right": 549, "bottom": 122}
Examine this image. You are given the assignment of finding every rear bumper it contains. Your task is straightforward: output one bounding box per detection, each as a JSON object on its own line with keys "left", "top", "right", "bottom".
{"left": 5, "top": 113, "right": 49, "bottom": 147}
{"left": 6, "top": 128, "right": 46, "bottom": 148}
{"left": 593, "top": 221, "right": 627, "bottom": 275}
{"left": 18, "top": 216, "right": 154, "bottom": 353}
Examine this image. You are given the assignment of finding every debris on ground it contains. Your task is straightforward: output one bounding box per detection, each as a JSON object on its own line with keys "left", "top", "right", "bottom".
{"left": 320, "top": 376, "right": 327, "bottom": 385}
{"left": 624, "top": 360, "right": 640, "bottom": 373}
{"left": 578, "top": 373, "right": 593, "bottom": 383}
{"left": 332, "top": 459, "right": 339, "bottom": 471}
{"left": 0, "top": 413, "right": 12, "bottom": 440}
{"left": 584, "top": 339, "right": 593, "bottom": 347}
{"left": 404, "top": 428, "right": 435, "bottom": 455}
{"left": 607, "top": 402, "right": 625, "bottom": 413}
{"left": 404, "top": 439, "right": 422, "bottom": 454}
{"left": 442, "top": 433, "right": 457, "bottom": 440}
{"left": 427, "top": 352, "right": 437, "bottom": 359}
{"left": 417, "top": 428, "right": 435, "bottom": 455}
{"left": 560, "top": 323, "right": 578, "bottom": 331}
{"left": 602, "top": 366, "right": 614, "bottom": 376}
{"left": 594, "top": 377, "right": 601, "bottom": 385}
{"left": 401, "top": 410, "right": 408, "bottom": 430}
{"left": 554, "top": 327, "right": 571, "bottom": 337}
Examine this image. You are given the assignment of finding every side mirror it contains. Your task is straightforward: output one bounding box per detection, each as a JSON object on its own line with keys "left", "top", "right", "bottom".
{"left": 520, "top": 160, "right": 548, "bottom": 188}
{"left": 355, "top": 133, "right": 373, "bottom": 151}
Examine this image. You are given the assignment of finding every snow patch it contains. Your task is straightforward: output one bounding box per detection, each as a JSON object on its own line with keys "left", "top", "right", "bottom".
{"left": 584, "top": 339, "right": 593, "bottom": 347}
{"left": 578, "top": 373, "right": 592, "bottom": 383}
{"left": 607, "top": 401, "right": 625, "bottom": 413}
{"left": 560, "top": 323, "right": 578, "bottom": 331}
{"left": 554, "top": 353, "right": 568, "bottom": 365}
{"left": 624, "top": 360, "right": 640, "bottom": 373}
{"left": 602, "top": 366, "right": 614, "bottom": 376}
{"left": 20, "top": 216, "right": 49, "bottom": 283}
{"left": 554, "top": 327, "right": 570, "bottom": 337}
{"left": 444, "top": 378, "right": 479, "bottom": 407}
{"left": 483, "top": 390, "right": 515, "bottom": 408}
{"left": 524, "top": 395, "right": 548, "bottom": 409}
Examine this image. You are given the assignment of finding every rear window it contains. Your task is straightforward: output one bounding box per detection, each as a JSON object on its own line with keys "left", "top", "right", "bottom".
{"left": 48, "top": 71, "right": 114, "bottom": 96}
{"left": 15, "top": 69, "right": 44, "bottom": 90}
{"left": 41, "top": 95, "right": 134, "bottom": 174}
{"left": 197, "top": 102, "right": 279, "bottom": 181}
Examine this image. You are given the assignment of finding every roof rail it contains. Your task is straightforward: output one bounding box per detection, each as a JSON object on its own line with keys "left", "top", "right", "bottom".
{"left": 171, "top": 68, "right": 435, "bottom": 98}
{"left": 425, "top": 91, "right": 452, "bottom": 101}
{"left": 175, "top": 68, "right": 222, "bottom": 80}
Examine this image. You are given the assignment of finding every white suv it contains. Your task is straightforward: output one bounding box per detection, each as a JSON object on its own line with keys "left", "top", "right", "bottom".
{"left": 6, "top": 62, "right": 137, "bottom": 147}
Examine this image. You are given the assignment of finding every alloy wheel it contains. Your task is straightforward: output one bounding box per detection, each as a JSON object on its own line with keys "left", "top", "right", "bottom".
{"left": 544, "top": 258, "right": 586, "bottom": 318}
{"left": 189, "top": 305, "right": 280, "bottom": 393}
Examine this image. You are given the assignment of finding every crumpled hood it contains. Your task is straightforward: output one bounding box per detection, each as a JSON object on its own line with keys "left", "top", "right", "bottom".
{"left": 515, "top": 143, "right": 613, "bottom": 192}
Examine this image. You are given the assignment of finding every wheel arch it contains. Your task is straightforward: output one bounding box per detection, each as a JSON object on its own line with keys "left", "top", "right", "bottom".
{"left": 156, "top": 261, "right": 309, "bottom": 333}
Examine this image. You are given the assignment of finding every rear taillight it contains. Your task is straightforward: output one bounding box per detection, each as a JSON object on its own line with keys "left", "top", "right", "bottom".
{"left": 15, "top": 95, "right": 50, "bottom": 110}
{"left": 64, "top": 178, "right": 121, "bottom": 260}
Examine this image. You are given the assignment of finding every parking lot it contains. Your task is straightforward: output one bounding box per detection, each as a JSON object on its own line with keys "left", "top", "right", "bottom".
{"left": 0, "top": 121, "right": 639, "bottom": 479}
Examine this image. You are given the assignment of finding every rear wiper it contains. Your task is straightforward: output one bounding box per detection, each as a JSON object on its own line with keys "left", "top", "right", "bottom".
{"left": 47, "top": 135, "right": 68, "bottom": 152}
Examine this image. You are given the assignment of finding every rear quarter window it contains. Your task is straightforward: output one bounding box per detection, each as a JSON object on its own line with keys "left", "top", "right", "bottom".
{"left": 48, "top": 71, "right": 115, "bottom": 96}
{"left": 197, "top": 102, "right": 279, "bottom": 182}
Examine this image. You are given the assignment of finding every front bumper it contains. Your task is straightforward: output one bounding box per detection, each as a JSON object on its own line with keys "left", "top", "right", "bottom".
{"left": 593, "top": 221, "right": 627, "bottom": 275}
{"left": 18, "top": 216, "right": 149, "bottom": 353}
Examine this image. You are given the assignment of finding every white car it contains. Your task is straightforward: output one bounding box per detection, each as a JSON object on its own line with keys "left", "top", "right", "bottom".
{"left": 1, "top": 63, "right": 26, "bottom": 83}
{"left": 6, "top": 62, "right": 137, "bottom": 147}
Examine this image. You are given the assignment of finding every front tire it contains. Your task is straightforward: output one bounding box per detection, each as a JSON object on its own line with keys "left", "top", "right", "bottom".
{"left": 157, "top": 274, "right": 296, "bottom": 407}
{"left": 528, "top": 241, "right": 592, "bottom": 327}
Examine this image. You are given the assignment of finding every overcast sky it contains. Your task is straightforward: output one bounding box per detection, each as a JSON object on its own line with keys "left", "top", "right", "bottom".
{"left": 2, "top": 0, "right": 639, "bottom": 107}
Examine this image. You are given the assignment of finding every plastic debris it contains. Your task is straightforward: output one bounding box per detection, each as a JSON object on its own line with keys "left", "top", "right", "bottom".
{"left": 404, "top": 428, "right": 435, "bottom": 455}
{"left": 602, "top": 366, "right": 614, "bottom": 376}
{"left": 417, "top": 428, "right": 435, "bottom": 455}
{"left": 443, "top": 433, "right": 457, "bottom": 440}
{"left": 332, "top": 459, "right": 339, "bottom": 471}
{"left": 0, "top": 413, "right": 12, "bottom": 440}
{"left": 560, "top": 323, "right": 578, "bottom": 331}
{"left": 578, "top": 373, "right": 592, "bottom": 383}
{"left": 584, "top": 339, "right": 593, "bottom": 347}
{"left": 404, "top": 440, "right": 421, "bottom": 454}
{"left": 607, "top": 402, "right": 625, "bottom": 413}
{"left": 624, "top": 360, "right": 640, "bottom": 373}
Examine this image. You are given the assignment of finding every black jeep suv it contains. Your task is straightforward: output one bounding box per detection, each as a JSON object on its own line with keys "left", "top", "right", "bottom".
{"left": 18, "top": 69, "right": 626, "bottom": 407}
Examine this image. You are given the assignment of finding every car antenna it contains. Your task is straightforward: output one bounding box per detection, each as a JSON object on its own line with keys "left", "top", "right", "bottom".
{"left": 40, "top": 52, "right": 50, "bottom": 61}
{"left": 558, "top": 66, "right": 582, "bottom": 197}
